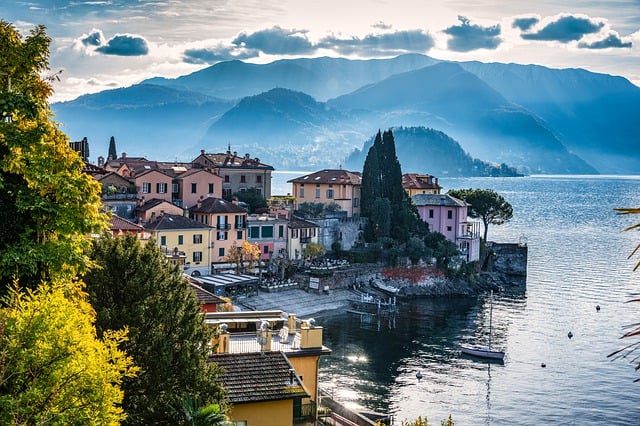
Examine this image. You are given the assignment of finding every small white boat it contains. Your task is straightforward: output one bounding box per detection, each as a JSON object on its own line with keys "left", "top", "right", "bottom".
{"left": 460, "top": 345, "right": 505, "bottom": 360}
{"left": 461, "top": 290, "right": 505, "bottom": 360}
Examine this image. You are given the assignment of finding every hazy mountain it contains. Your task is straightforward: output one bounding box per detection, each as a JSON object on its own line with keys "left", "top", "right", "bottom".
{"left": 345, "top": 126, "right": 523, "bottom": 177}
{"left": 51, "top": 54, "right": 639, "bottom": 174}
{"left": 458, "top": 61, "right": 640, "bottom": 174}
{"left": 53, "top": 84, "right": 232, "bottom": 161}
{"left": 330, "top": 62, "right": 596, "bottom": 174}
{"left": 143, "top": 54, "right": 438, "bottom": 101}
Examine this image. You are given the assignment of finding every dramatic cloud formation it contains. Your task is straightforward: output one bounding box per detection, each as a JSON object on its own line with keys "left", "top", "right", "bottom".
{"left": 521, "top": 15, "right": 604, "bottom": 43}
{"left": 578, "top": 32, "right": 632, "bottom": 49}
{"left": 95, "top": 34, "right": 149, "bottom": 56}
{"left": 318, "top": 30, "right": 434, "bottom": 56}
{"left": 443, "top": 16, "right": 501, "bottom": 52}
{"left": 232, "top": 26, "right": 314, "bottom": 55}
{"left": 80, "top": 29, "right": 105, "bottom": 47}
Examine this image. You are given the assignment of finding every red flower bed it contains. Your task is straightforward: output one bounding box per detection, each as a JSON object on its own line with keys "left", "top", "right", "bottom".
{"left": 382, "top": 266, "right": 443, "bottom": 283}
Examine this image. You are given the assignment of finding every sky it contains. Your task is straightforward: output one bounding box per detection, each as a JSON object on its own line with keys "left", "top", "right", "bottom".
{"left": 3, "top": 0, "right": 640, "bottom": 102}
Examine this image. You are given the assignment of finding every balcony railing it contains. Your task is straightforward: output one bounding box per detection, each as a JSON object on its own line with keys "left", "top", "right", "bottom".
{"left": 216, "top": 223, "right": 231, "bottom": 230}
{"left": 235, "top": 223, "right": 246, "bottom": 229}
{"left": 294, "top": 401, "right": 316, "bottom": 424}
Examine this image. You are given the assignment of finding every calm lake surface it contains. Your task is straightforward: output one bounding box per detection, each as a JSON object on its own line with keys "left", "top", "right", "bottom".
{"left": 273, "top": 173, "right": 640, "bottom": 425}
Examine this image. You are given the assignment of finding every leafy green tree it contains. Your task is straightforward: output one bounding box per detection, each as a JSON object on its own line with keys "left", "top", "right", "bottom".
{"left": 0, "top": 280, "right": 137, "bottom": 424}
{"left": 84, "top": 235, "right": 227, "bottom": 424}
{"left": 231, "top": 188, "right": 266, "bottom": 213}
{"left": 0, "top": 21, "right": 107, "bottom": 292}
{"left": 304, "top": 242, "right": 326, "bottom": 262}
{"left": 406, "top": 236, "right": 427, "bottom": 265}
{"left": 447, "top": 188, "right": 513, "bottom": 241}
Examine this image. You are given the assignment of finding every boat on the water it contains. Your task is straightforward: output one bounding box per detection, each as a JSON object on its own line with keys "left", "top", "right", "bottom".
{"left": 460, "top": 290, "right": 505, "bottom": 360}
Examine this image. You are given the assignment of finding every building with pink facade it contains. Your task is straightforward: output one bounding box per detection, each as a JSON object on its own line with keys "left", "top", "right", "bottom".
{"left": 412, "top": 194, "right": 481, "bottom": 262}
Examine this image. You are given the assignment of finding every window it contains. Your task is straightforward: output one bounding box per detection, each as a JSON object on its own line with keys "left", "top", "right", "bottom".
{"left": 263, "top": 246, "right": 269, "bottom": 254}
{"left": 193, "top": 252, "right": 202, "bottom": 262}
{"left": 447, "top": 210, "right": 453, "bottom": 219}
{"left": 224, "top": 175, "right": 230, "bottom": 183}
{"left": 299, "top": 188, "right": 305, "bottom": 198}
{"left": 326, "top": 189, "right": 334, "bottom": 199}
{"left": 447, "top": 226, "right": 452, "bottom": 232}
{"left": 160, "top": 236, "right": 166, "bottom": 246}
{"left": 315, "top": 187, "right": 320, "bottom": 198}
{"left": 157, "top": 183, "right": 167, "bottom": 193}
{"left": 429, "top": 209, "right": 434, "bottom": 218}
{"left": 217, "top": 231, "right": 227, "bottom": 241}
{"left": 256, "top": 175, "right": 262, "bottom": 184}
{"left": 249, "top": 226, "right": 260, "bottom": 238}
{"left": 237, "top": 231, "right": 243, "bottom": 239}
{"left": 193, "top": 234, "right": 202, "bottom": 244}
{"left": 178, "top": 235, "right": 184, "bottom": 245}
{"left": 261, "top": 226, "right": 273, "bottom": 238}
{"left": 191, "top": 183, "right": 197, "bottom": 194}
{"left": 172, "top": 183, "right": 179, "bottom": 193}
{"left": 278, "top": 225, "right": 284, "bottom": 238}
{"left": 218, "top": 247, "right": 225, "bottom": 257}
{"left": 142, "top": 182, "right": 151, "bottom": 193}
{"left": 240, "top": 175, "right": 246, "bottom": 183}
{"left": 353, "top": 197, "right": 359, "bottom": 207}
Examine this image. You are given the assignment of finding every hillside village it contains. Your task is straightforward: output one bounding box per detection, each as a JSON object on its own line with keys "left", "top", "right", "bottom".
{"left": 72, "top": 136, "right": 492, "bottom": 425}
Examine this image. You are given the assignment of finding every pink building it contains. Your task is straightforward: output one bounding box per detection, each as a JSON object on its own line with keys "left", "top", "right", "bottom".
{"left": 172, "top": 167, "right": 223, "bottom": 209}
{"left": 412, "top": 194, "right": 480, "bottom": 262}
{"left": 132, "top": 169, "right": 174, "bottom": 203}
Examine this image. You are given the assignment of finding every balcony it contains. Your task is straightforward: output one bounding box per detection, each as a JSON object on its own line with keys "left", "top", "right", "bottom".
{"left": 235, "top": 223, "right": 247, "bottom": 229}
{"left": 300, "top": 236, "right": 311, "bottom": 243}
{"left": 216, "top": 223, "right": 231, "bottom": 230}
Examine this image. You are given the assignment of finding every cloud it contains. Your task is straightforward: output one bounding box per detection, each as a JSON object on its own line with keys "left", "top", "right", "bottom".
{"left": 232, "top": 26, "right": 314, "bottom": 55}
{"left": 183, "top": 45, "right": 259, "bottom": 65}
{"left": 95, "top": 34, "right": 149, "bottom": 56}
{"left": 578, "top": 32, "right": 632, "bottom": 49}
{"left": 372, "top": 21, "right": 392, "bottom": 30}
{"left": 521, "top": 14, "right": 604, "bottom": 43}
{"left": 318, "top": 30, "right": 434, "bottom": 56}
{"left": 80, "top": 29, "right": 105, "bottom": 46}
{"left": 443, "top": 16, "right": 501, "bottom": 52}
{"left": 512, "top": 17, "right": 539, "bottom": 31}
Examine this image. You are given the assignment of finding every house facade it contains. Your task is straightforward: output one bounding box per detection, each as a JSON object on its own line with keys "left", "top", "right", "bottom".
{"left": 144, "top": 213, "right": 214, "bottom": 276}
{"left": 135, "top": 198, "right": 184, "bottom": 223}
{"left": 191, "top": 148, "right": 274, "bottom": 199}
{"left": 170, "top": 167, "right": 223, "bottom": 209}
{"left": 132, "top": 168, "right": 174, "bottom": 204}
{"left": 247, "top": 215, "right": 289, "bottom": 262}
{"left": 412, "top": 193, "right": 481, "bottom": 262}
{"left": 288, "top": 169, "right": 361, "bottom": 218}
{"left": 189, "top": 197, "right": 248, "bottom": 268}
{"left": 287, "top": 217, "right": 320, "bottom": 262}
{"left": 402, "top": 173, "right": 442, "bottom": 197}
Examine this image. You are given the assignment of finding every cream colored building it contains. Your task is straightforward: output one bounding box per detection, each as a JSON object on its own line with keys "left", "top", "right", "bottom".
{"left": 402, "top": 173, "right": 442, "bottom": 197}
{"left": 288, "top": 169, "right": 361, "bottom": 218}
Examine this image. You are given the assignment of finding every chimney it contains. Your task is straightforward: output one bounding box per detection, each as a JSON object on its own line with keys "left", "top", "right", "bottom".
{"left": 300, "top": 318, "right": 322, "bottom": 349}
{"left": 216, "top": 324, "right": 230, "bottom": 353}
{"left": 121, "top": 152, "right": 126, "bottom": 159}
{"left": 289, "top": 368, "right": 295, "bottom": 384}
{"left": 201, "top": 149, "right": 205, "bottom": 155}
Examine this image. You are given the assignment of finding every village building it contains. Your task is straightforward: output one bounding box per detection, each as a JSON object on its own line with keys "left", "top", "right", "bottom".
{"left": 287, "top": 169, "right": 361, "bottom": 218}
{"left": 402, "top": 173, "right": 442, "bottom": 197}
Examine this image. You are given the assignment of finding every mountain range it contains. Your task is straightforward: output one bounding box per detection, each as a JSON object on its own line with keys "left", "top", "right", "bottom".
{"left": 51, "top": 54, "right": 640, "bottom": 175}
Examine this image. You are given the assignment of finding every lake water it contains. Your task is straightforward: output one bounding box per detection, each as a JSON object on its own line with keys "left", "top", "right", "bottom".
{"left": 273, "top": 173, "right": 640, "bottom": 425}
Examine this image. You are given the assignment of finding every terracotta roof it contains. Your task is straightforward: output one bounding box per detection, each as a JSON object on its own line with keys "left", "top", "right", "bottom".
{"left": 287, "top": 169, "right": 361, "bottom": 185}
{"left": 209, "top": 352, "right": 309, "bottom": 404}
{"left": 188, "top": 283, "right": 226, "bottom": 305}
{"left": 189, "top": 197, "right": 247, "bottom": 214}
{"left": 402, "top": 173, "right": 441, "bottom": 190}
{"left": 195, "top": 150, "right": 274, "bottom": 170}
{"left": 137, "top": 198, "right": 178, "bottom": 212}
{"left": 145, "top": 214, "right": 213, "bottom": 231}
{"left": 109, "top": 215, "right": 144, "bottom": 232}
{"left": 288, "top": 216, "right": 319, "bottom": 229}
{"left": 411, "top": 193, "right": 468, "bottom": 207}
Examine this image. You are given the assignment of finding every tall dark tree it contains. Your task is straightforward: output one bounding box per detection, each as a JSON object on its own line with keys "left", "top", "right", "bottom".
{"left": 108, "top": 135, "right": 117, "bottom": 160}
{"left": 84, "top": 235, "right": 226, "bottom": 424}
{"left": 447, "top": 188, "right": 513, "bottom": 241}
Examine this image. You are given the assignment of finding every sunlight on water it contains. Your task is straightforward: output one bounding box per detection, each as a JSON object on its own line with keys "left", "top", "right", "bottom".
{"left": 313, "top": 175, "right": 640, "bottom": 425}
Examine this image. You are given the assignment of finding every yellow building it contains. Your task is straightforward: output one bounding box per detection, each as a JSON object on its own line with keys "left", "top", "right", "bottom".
{"left": 288, "top": 169, "right": 361, "bottom": 218}
{"left": 402, "top": 173, "right": 442, "bottom": 197}
{"left": 207, "top": 311, "right": 331, "bottom": 426}
{"left": 144, "top": 213, "right": 213, "bottom": 276}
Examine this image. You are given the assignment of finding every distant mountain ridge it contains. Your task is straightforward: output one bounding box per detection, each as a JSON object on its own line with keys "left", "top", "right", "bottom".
{"left": 51, "top": 54, "right": 639, "bottom": 174}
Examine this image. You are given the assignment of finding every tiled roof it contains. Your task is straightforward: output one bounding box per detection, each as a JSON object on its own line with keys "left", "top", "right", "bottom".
{"left": 189, "top": 197, "right": 247, "bottom": 214}
{"left": 188, "top": 283, "right": 226, "bottom": 305}
{"left": 288, "top": 216, "right": 319, "bottom": 229}
{"left": 137, "top": 198, "right": 177, "bottom": 212}
{"left": 145, "top": 213, "right": 213, "bottom": 231}
{"left": 197, "top": 150, "right": 274, "bottom": 170}
{"left": 209, "top": 352, "right": 309, "bottom": 404}
{"left": 402, "top": 173, "right": 441, "bottom": 190}
{"left": 110, "top": 215, "right": 144, "bottom": 232}
{"left": 412, "top": 193, "right": 467, "bottom": 207}
{"left": 287, "top": 169, "right": 361, "bottom": 185}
